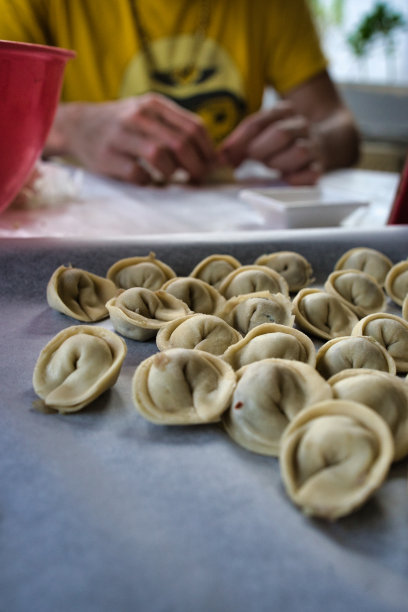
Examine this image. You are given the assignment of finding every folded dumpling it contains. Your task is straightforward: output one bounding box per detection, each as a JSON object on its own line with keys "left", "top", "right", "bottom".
{"left": 33, "top": 325, "right": 127, "bottom": 413}
{"left": 106, "top": 252, "right": 176, "bottom": 290}
{"left": 218, "top": 265, "right": 289, "bottom": 299}
{"left": 189, "top": 254, "right": 241, "bottom": 289}
{"left": 334, "top": 247, "right": 393, "bottom": 286}
{"left": 293, "top": 288, "right": 358, "bottom": 340}
{"left": 280, "top": 399, "right": 394, "bottom": 520}
{"left": 352, "top": 312, "right": 408, "bottom": 373}
{"left": 218, "top": 291, "right": 294, "bottom": 336}
{"left": 106, "top": 287, "right": 191, "bottom": 341}
{"left": 316, "top": 335, "right": 396, "bottom": 378}
{"left": 222, "top": 358, "right": 332, "bottom": 456}
{"left": 384, "top": 260, "right": 408, "bottom": 306}
{"left": 47, "top": 265, "right": 118, "bottom": 322}
{"left": 324, "top": 269, "right": 386, "bottom": 317}
{"left": 222, "top": 322, "right": 316, "bottom": 370}
{"left": 161, "top": 277, "right": 226, "bottom": 315}
{"left": 132, "top": 348, "right": 236, "bottom": 424}
{"left": 403, "top": 295, "right": 408, "bottom": 321}
{"left": 254, "top": 251, "right": 313, "bottom": 291}
{"left": 156, "top": 313, "right": 242, "bottom": 355}
{"left": 329, "top": 369, "right": 408, "bottom": 461}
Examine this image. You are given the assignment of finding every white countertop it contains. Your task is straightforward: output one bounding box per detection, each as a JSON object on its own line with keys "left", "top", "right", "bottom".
{"left": 0, "top": 161, "right": 400, "bottom": 239}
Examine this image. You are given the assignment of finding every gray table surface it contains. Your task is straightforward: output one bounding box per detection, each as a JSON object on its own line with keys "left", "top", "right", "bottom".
{"left": 1, "top": 227, "right": 408, "bottom": 612}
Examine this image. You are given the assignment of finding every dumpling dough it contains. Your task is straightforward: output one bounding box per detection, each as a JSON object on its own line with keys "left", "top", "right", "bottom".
{"left": 293, "top": 288, "right": 358, "bottom": 340}
{"left": 156, "top": 313, "right": 242, "bottom": 355}
{"left": 218, "top": 291, "right": 294, "bottom": 336}
{"left": 47, "top": 265, "right": 118, "bottom": 322}
{"left": 222, "top": 358, "right": 332, "bottom": 456}
{"left": 280, "top": 399, "right": 394, "bottom": 520}
{"left": 218, "top": 265, "right": 289, "bottom": 299}
{"left": 353, "top": 312, "right": 408, "bottom": 373}
{"left": 334, "top": 247, "right": 393, "bottom": 286}
{"left": 32, "top": 325, "right": 127, "bottom": 413}
{"left": 106, "top": 287, "right": 191, "bottom": 341}
{"left": 132, "top": 348, "right": 236, "bottom": 424}
{"left": 106, "top": 252, "right": 176, "bottom": 290}
{"left": 403, "top": 295, "right": 408, "bottom": 321}
{"left": 324, "top": 269, "right": 386, "bottom": 317}
{"left": 190, "top": 254, "right": 241, "bottom": 289}
{"left": 222, "top": 322, "right": 316, "bottom": 370}
{"left": 254, "top": 251, "right": 313, "bottom": 292}
{"left": 161, "top": 277, "right": 226, "bottom": 315}
{"left": 316, "top": 335, "right": 396, "bottom": 379}
{"left": 329, "top": 369, "right": 408, "bottom": 461}
{"left": 385, "top": 260, "right": 408, "bottom": 306}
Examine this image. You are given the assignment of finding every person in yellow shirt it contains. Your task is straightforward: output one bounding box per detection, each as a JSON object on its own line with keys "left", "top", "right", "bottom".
{"left": 1, "top": 0, "right": 360, "bottom": 185}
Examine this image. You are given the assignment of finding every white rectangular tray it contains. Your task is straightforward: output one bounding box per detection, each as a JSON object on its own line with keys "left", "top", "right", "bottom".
{"left": 240, "top": 186, "right": 369, "bottom": 228}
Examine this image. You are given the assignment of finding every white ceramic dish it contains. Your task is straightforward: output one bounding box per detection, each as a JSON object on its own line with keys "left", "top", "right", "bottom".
{"left": 239, "top": 186, "right": 369, "bottom": 228}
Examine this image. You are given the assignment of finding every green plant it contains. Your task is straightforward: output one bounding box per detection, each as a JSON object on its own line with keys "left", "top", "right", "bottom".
{"left": 347, "top": 2, "right": 406, "bottom": 59}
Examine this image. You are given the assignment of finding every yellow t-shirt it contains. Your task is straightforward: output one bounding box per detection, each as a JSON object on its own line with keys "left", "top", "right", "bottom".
{"left": 0, "top": 0, "right": 327, "bottom": 141}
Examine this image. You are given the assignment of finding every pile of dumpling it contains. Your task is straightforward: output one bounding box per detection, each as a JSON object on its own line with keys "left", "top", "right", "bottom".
{"left": 33, "top": 248, "right": 408, "bottom": 521}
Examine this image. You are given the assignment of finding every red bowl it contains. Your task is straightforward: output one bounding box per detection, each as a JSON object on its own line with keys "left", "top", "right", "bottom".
{"left": 0, "top": 40, "right": 75, "bottom": 213}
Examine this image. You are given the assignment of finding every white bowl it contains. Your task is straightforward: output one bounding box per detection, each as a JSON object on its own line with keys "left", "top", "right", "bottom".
{"left": 239, "top": 186, "right": 369, "bottom": 229}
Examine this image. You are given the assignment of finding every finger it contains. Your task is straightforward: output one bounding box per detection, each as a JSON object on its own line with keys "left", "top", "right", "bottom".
{"left": 97, "top": 148, "right": 152, "bottom": 185}
{"left": 219, "top": 101, "right": 295, "bottom": 166}
{"left": 131, "top": 112, "right": 211, "bottom": 182}
{"left": 248, "top": 116, "right": 310, "bottom": 162}
{"left": 149, "top": 96, "right": 216, "bottom": 162}
{"left": 111, "top": 127, "right": 178, "bottom": 180}
{"left": 282, "top": 161, "right": 322, "bottom": 186}
{"left": 265, "top": 138, "right": 315, "bottom": 174}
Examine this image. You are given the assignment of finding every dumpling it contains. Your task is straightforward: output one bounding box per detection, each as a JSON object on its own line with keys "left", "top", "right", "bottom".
{"left": 279, "top": 399, "right": 394, "bottom": 520}
{"left": 222, "top": 322, "right": 316, "bottom": 370}
{"left": 324, "top": 269, "right": 386, "bottom": 317}
{"left": 218, "top": 265, "right": 289, "bottom": 299}
{"left": 384, "top": 260, "right": 408, "bottom": 306}
{"left": 106, "top": 287, "right": 191, "bottom": 341}
{"left": 47, "top": 265, "right": 118, "bottom": 322}
{"left": 316, "top": 335, "right": 396, "bottom": 379}
{"left": 161, "top": 277, "right": 226, "bottom": 315}
{"left": 132, "top": 348, "right": 236, "bottom": 425}
{"left": 293, "top": 288, "right": 358, "bottom": 340}
{"left": 218, "top": 291, "right": 294, "bottom": 336}
{"left": 254, "top": 251, "right": 313, "bottom": 291}
{"left": 403, "top": 294, "right": 408, "bottom": 321}
{"left": 334, "top": 247, "right": 393, "bottom": 286}
{"left": 189, "top": 254, "right": 241, "bottom": 289}
{"left": 32, "top": 325, "right": 127, "bottom": 414}
{"left": 222, "top": 358, "right": 332, "bottom": 456}
{"left": 156, "top": 313, "right": 242, "bottom": 355}
{"left": 329, "top": 369, "right": 408, "bottom": 461}
{"left": 352, "top": 312, "right": 408, "bottom": 373}
{"left": 106, "top": 252, "right": 176, "bottom": 290}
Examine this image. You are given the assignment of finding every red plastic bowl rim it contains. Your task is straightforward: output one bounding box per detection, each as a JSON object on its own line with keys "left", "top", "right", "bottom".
{"left": 0, "top": 39, "right": 75, "bottom": 59}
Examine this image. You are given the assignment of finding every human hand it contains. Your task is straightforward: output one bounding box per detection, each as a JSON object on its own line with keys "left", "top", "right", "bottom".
{"left": 218, "top": 101, "right": 323, "bottom": 185}
{"left": 47, "top": 93, "right": 217, "bottom": 185}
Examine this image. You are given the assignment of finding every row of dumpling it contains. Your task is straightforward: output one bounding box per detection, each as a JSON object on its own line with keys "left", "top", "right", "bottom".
{"left": 45, "top": 247, "right": 408, "bottom": 379}
{"left": 32, "top": 322, "right": 407, "bottom": 520}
